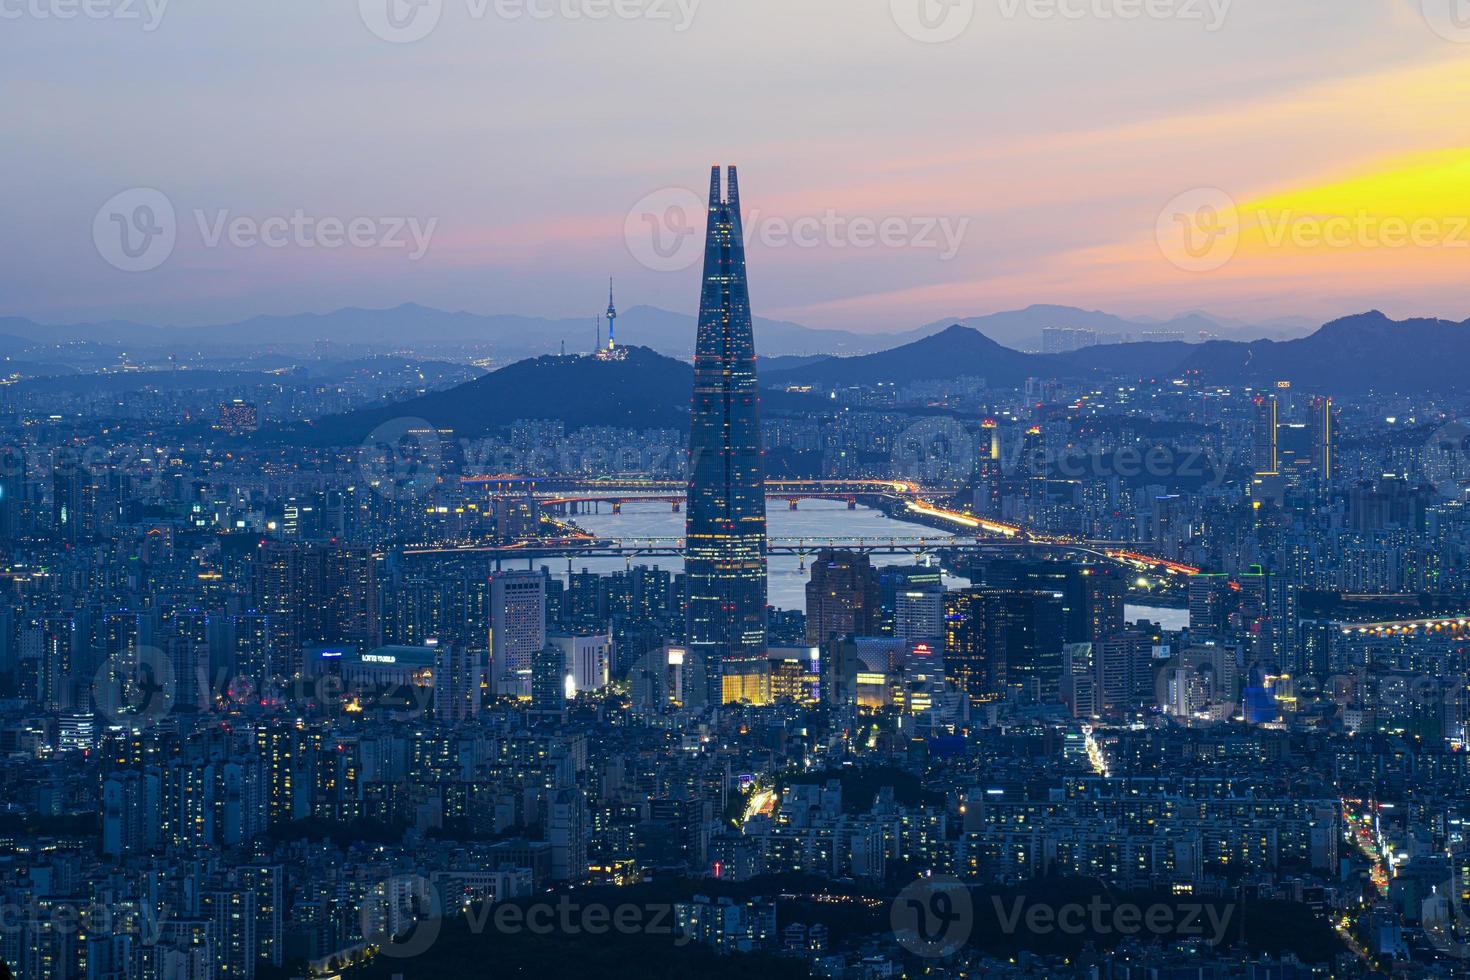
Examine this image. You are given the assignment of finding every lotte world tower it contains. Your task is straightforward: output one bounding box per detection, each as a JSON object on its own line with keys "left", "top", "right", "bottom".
{"left": 685, "top": 165, "right": 769, "bottom": 705}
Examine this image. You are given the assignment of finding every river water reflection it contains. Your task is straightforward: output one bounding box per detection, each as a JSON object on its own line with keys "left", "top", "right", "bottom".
{"left": 555, "top": 497, "right": 1189, "bottom": 629}
{"left": 556, "top": 498, "right": 956, "bottom": 610}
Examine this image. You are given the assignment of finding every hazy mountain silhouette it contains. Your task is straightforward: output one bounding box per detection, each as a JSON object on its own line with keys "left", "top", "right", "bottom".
{"left": 765, "top": 311, "right": 1470, "bottom": 393}
{"left": 0, "top": 305, "right": 856, "bottom": 359}
{"left": 0, "top": 303, "right": 1308, "bottom": 362}
{"left": 300, "top": 309, "right": 1470, "bottom": 445}
{"left": 908, "top": 303, "right": 1315, "bottom": 349}
{"left": 1171, "top": 310, "right": 1470, "bottom": 391}
{"left": 289, "top": 311, "right": 1466, "bottom": 445}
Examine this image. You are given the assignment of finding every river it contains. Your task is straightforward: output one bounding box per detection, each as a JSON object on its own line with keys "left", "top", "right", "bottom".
{"left": 555, "top": 498, "right": 1190, "bottom": 629}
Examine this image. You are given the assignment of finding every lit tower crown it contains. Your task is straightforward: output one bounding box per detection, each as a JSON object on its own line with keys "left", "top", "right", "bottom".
{"left": 605, "top": 278, "right": 617, "bottom": 351}
{"left": 685, "top": 165, "right": 768, "bottom": 707}
{"left": 981, "top": 418, "right": 1000, "bottom": 463}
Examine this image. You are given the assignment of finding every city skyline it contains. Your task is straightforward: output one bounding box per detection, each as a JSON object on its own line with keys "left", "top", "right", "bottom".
{"left": 5, "top": 4, "right": 1470, "bottom": 978}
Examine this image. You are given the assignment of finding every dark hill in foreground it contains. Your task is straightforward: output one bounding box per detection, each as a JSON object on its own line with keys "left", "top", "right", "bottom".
{"left": 296, "top": 347, "right": 692, "bottom": 444}
{"left": 292, "top": 346, "right": 819, "bottom": 445}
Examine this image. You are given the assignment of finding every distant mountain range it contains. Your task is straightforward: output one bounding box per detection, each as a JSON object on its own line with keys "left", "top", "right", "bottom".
{"left": 0, "top": 305, "right": 844, "bottom": 360}
{"left": 765, "top": 311, "right": 1470, "bottom": 394}
{"left": 287, "top": 311, "right": 1467, "bottom": 447}
{"left": 909, "top": 304, "right": 1316, "bottom": 350}
{"left": 1170, "top": 311, "right": 1470, "bottom": 392}
{"left": 0, "top": 303, "right": 1314, "bottom": 363}
{"left": 762, "top": 324, "right": 1199, "bottom": 389}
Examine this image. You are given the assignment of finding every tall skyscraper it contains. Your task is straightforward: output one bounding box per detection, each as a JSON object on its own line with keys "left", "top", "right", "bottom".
{"left": 685, "top": 165, "right": 768, "bottom": 705}
{"left": 981, "top": 559, "right": 1125, "bottom": 647}
{"left": 1308, "top": 395, "right": 1336, "bottom": 482}
{"left": 1252, "top": 393, "right": 1279, "bottom": 476}
{"left": 531, "top": 644, "right": 568, "bottom": 717}
{"left": 52, "top": 446, "right": 87, "bottom": 545}
{"left": 895, "top": 581, "right": 946, "bottom": 645}
{"left": 489, "top": 570, "right": 547, "bottom": 698}
{"left": 944, "top": 588, "right": 1065, "bottom": 706}
{"left": 434, "top": 643, "right": 485, "bottom": 722}
{"left": 1264, "top": 572, "right": 1301, "bottom": 674}
{"left": 253, "top": 541, "right": 303, "bottom": 678}
{"left": 805, "top": 549, "right": 880, "bottom": 646}
{"left": 0, "top": 443, "right": 25, "bottom": 542}
{"left": 1095, "top": 630, "right": 1158, "bottom": 713}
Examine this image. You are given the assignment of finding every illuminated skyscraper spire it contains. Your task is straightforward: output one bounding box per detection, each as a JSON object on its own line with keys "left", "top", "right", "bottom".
{"left": 685, "top": 165, "right": 767, "bottom": 706}
{"left": 605, "top": 277, "right": 617, "bottom": 352}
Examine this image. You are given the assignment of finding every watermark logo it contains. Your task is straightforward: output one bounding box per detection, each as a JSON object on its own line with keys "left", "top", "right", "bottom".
{"left": 1422, "top": 0, "right": 1470, "bottom": 42}
{"left": 361, "top": 875, "right": 443, "bottom": 959}
{"left": 0, "top": 445, "right": 24, "bottom": 483}
{"left": 892, "top": 419, "right": 977, "bottom": 484}
{"left": 891, "top": 0, "right": 975, "bottom": 43}
{"left": 93, "top": 189, "right": 437, "bottom": 272}
{"left": 891, "top": 875, "right": 973, "bottom": 957}
{"left": 1155, "top": 660, "right": 1239, "bottom": 723}
{"left": 358, "top": 417, "right": 445, "bottom": 501}
{"left": 91, "top": 645, "right": 175, "bottom": 730}
{"left": 624, "top": 187, "right": 705, "bottom": 273}
{"left": 359, "top": 0, "right": 443, "bottom": 42}
{"left": 93, "top": 188, "right": 176, "bottom": 273}
{"left": 1156, "top": 187, "right": 1239, "bottom": 272}
{"left": 1423, "top": 420, "right": 1470, "bottom": 499}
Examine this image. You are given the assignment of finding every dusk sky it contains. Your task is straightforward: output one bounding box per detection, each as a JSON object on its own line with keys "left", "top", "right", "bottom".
{"left": 5, "top": 0, "right": 1470, "bottom": 332}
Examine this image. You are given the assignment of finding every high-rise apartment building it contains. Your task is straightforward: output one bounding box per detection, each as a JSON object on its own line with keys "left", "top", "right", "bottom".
{"left": 805, "top": 549, "right": 880, "bottom": 646}
{"left": 490, "top": 570, "right": 546, "bottom": 698}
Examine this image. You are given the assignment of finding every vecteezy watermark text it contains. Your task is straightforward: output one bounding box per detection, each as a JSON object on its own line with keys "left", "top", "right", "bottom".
{"left": 0, "top": 0, "right": 168, "bottom": 30}
{"left": 0, "top": 899, "right": 171, "bottom": 945}
{"left": 997, "top": 0, "right": 1229, "bottom": 29}
{"left": 1157, "top": 187, "right": 1470, "bottom": 272}
{"left": 195, "top": 210, "right": 436, "bottom": 260}
{"left": 624, "top": 187, "right": 970, "bottom": 272}
{"left": 366, "top": 891, "right": 691, "bottom": 960}
{"left": 890, "top": 0, "right": 1230, "bottom": 43}
{"left": 358, "top": 0, "right": 700, "bottom": 43}
{"left": 93, "top": 188, "right": 437, "bottom": 272}
{"left": 992, "top": 896, "right": 1236, "bottom": 945}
